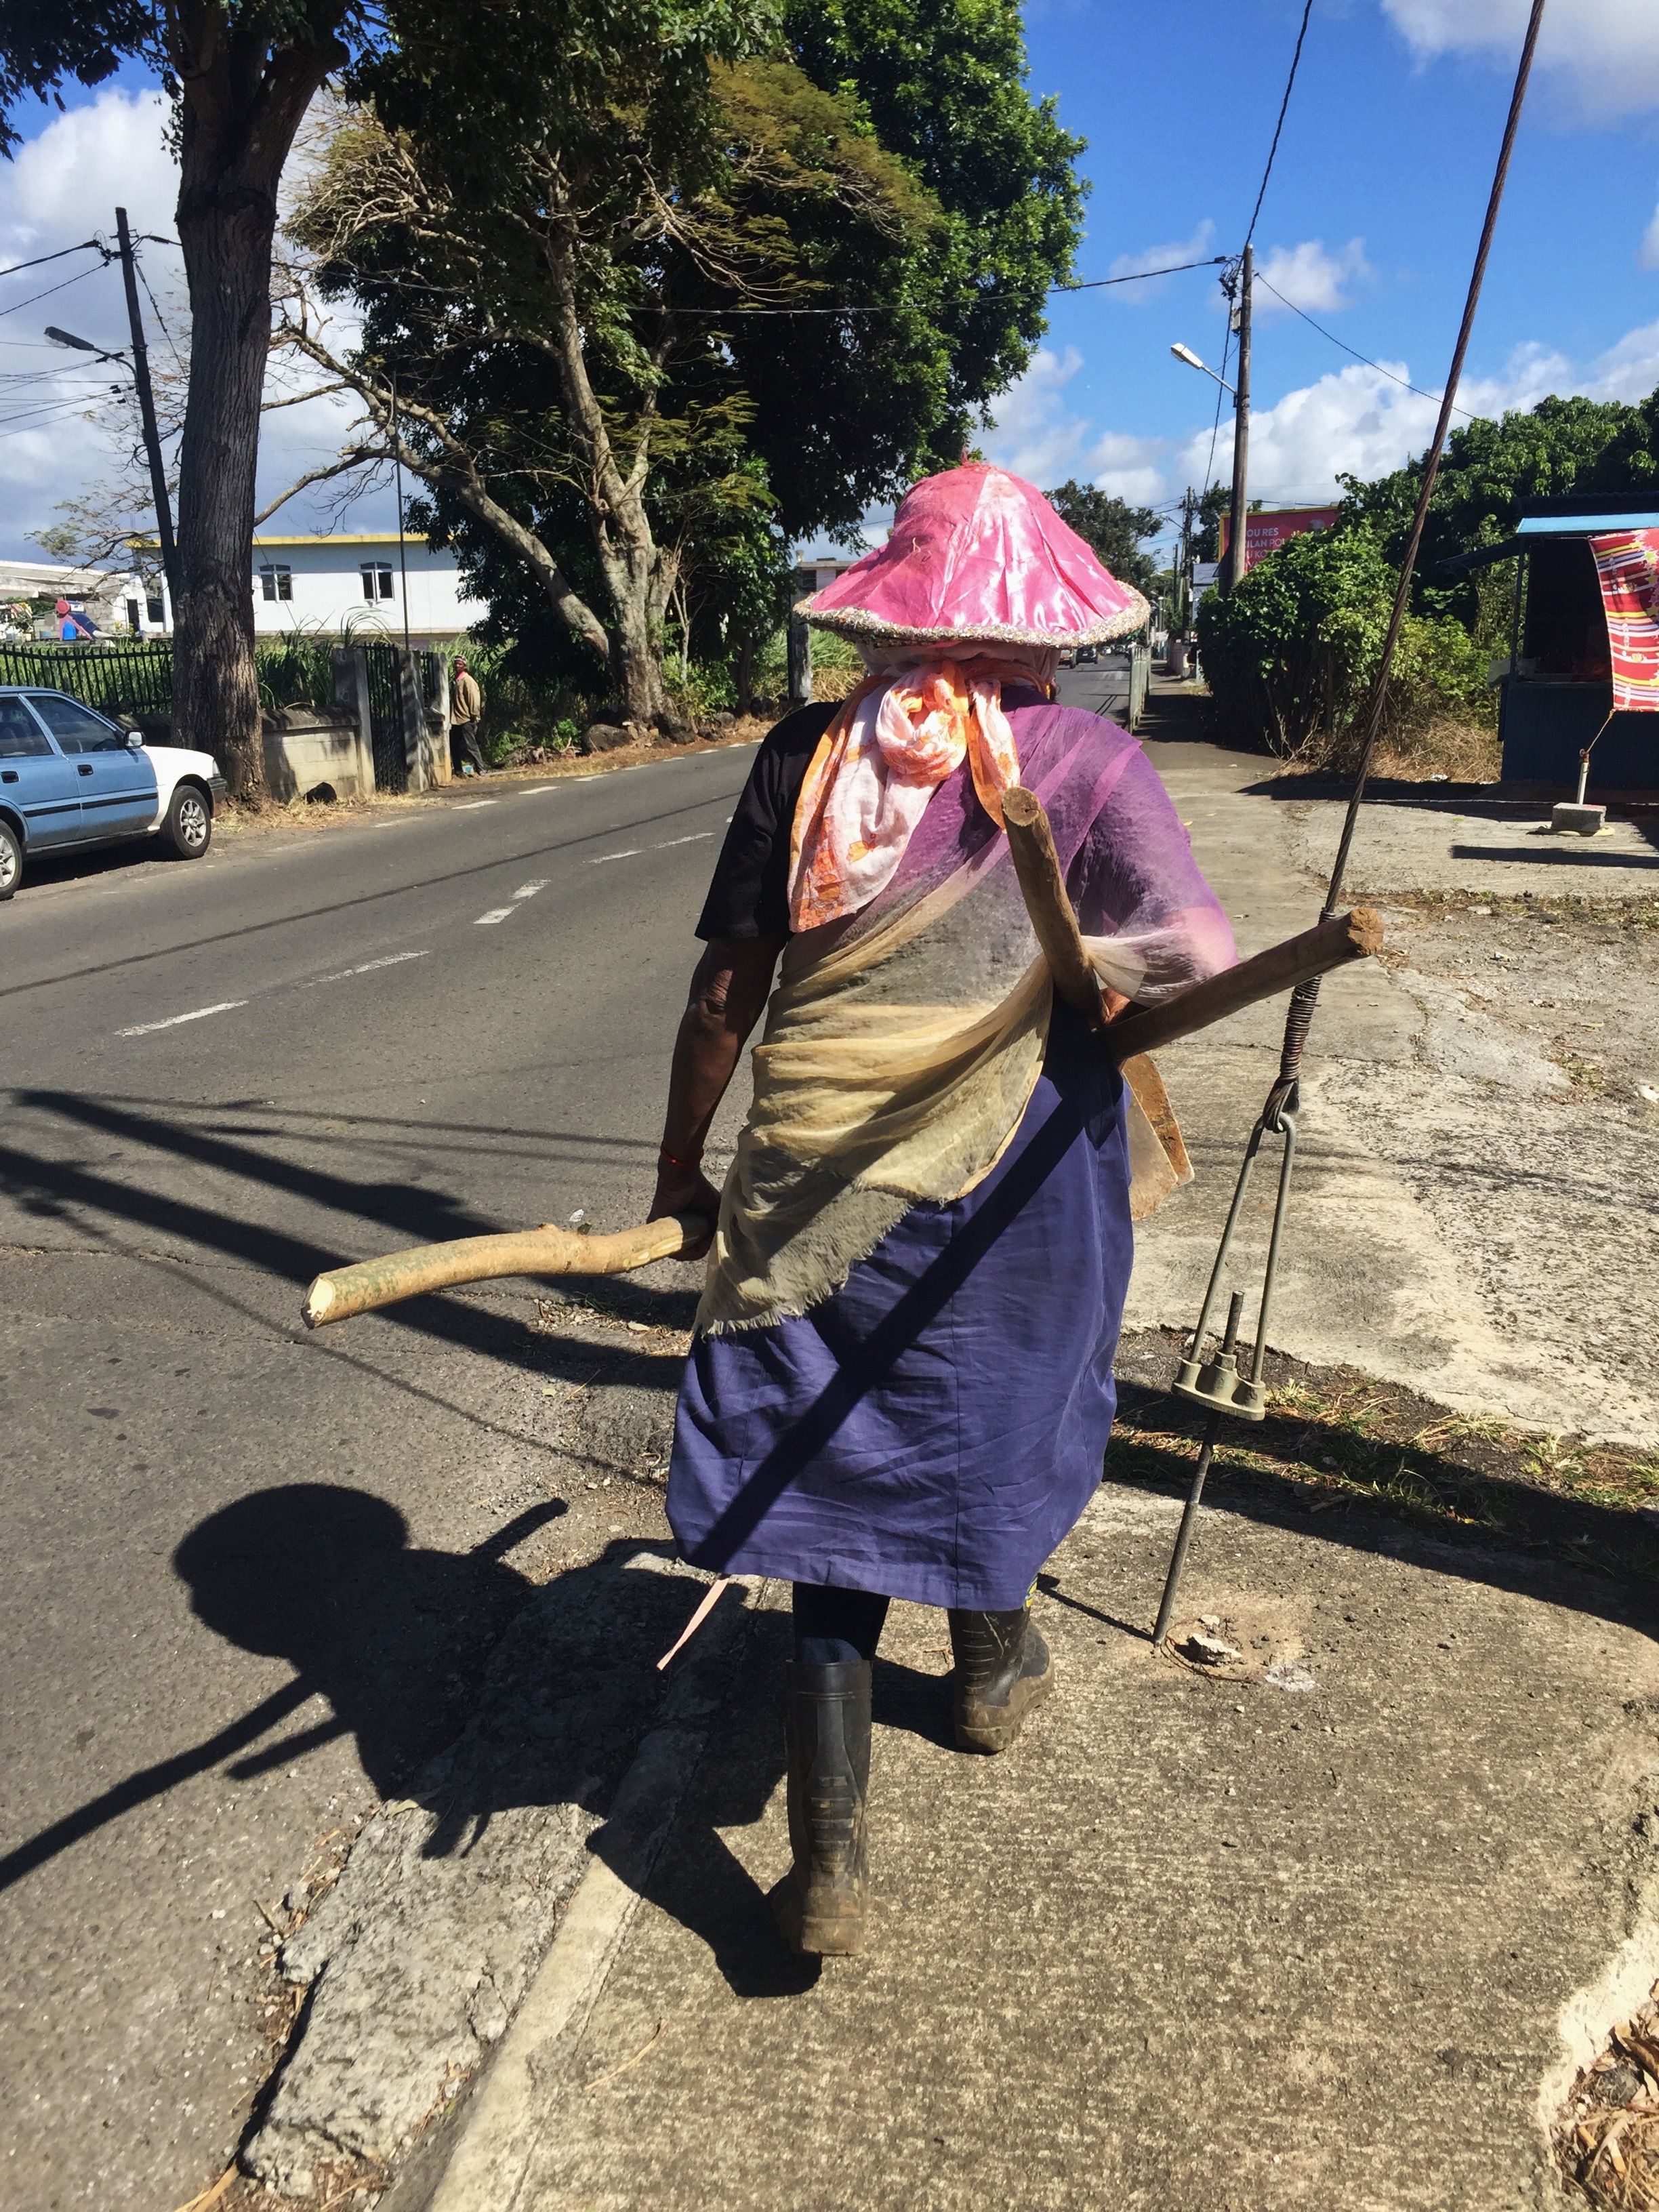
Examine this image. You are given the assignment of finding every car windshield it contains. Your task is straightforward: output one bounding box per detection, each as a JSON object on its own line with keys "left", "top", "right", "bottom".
{"left": 25, "top": 694, "right": 126, "bottom": 752}
{"left": 0, "top": 699, "right": 52, "bottom": 758}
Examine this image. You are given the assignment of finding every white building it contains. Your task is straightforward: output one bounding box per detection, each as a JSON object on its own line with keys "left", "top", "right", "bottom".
{"left": 251, "top": 532, "right": 483, "bottom": 645}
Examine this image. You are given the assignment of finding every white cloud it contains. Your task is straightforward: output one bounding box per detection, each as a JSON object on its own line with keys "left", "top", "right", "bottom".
{"left": 0, "top": 87, "right": 390, "bottom": 562}
{"left": 1641, "top": 199, "right": 1659, "bottom": 272}
{"left": 1381, "top": 0, "right": 1659, "bottom": 123}
{"left": 985, "top": 350, "right": 1176, "bottom": 504}
{"left": 1106, "top": 220, "right": 1217, "bottom": 295}
{"left": 985, "top": 346, "right": 1094, "bottom": 485}
{"left": 991, "top": 308, "right": 1659, "bottom": 533}
{"left": 1254, "top": 238, "right": 1372, "bottom": 316}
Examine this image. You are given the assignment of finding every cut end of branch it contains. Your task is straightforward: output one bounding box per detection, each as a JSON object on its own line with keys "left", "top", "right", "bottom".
{"left": 302, "top": 1275, "right": 335, "bottom": 1328}
{"left": 1001, "top": 785, "right": 1042, "bottom": 830}
{"left": 1344, "top": 906, "right": 1384, "bottom": 957}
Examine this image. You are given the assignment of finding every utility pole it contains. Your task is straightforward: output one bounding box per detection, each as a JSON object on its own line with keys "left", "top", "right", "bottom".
{"left": 1223, "top": 243, "right": 1252, "bottom": 594}
{"left": 114, "top": 207, "right": 178, "bottom": 615}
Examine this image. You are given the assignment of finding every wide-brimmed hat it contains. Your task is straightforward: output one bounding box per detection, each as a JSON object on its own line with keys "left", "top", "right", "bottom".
{"left": 798, "top": 462, "right": 1150, "bottom": 649}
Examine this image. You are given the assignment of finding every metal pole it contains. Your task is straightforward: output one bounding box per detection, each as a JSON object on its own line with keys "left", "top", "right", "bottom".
{"left": 1153, "top": 1290, "right": 1246, "bottom": 1650}
{"left": 114, "top": 207, "right": 177, "bottom": 613}
{"left": 390, "top": 371, "right": 413, "bottom": 661}
{"left": 1223, "top": 245, "right": 1252, "bottom": 594}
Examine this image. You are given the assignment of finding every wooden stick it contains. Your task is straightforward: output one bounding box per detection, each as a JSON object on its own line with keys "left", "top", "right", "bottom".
{"left": 1103, "top": 907, "right": 1383, "bottom": 1063}
{"left": 302, "top": 1212, "right": 711, "bottom": 1330}
{"left": 1002, "top": 785, "right": 1108, "bottom": 1027}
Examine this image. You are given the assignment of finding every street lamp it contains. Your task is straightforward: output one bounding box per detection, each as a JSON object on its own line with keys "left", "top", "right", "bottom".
{"left": 47, "top": 295, "right": 177, "bottom": 613}
{"left": 46, "top": 324, "right": 126, "bottom": 365}
{"left": 1170, "top": 341, "right": 1235, "bottom": 395}
{"left": 1169, "top": 242, "right": 1253, "bottom": 593}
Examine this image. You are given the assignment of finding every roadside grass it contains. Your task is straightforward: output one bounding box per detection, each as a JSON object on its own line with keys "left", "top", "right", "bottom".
{"left": 1109, "top": 1330, "right": 1659, "bottom": 1587}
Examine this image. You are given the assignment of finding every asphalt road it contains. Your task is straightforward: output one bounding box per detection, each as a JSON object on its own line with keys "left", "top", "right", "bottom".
{"left": 0, "top": 747, "right": 763, "bottom": 2211}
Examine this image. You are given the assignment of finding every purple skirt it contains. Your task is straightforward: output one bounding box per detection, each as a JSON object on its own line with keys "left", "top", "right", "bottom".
{"left": 666, "top": 1002, "right": 1132, "bottom": 1611}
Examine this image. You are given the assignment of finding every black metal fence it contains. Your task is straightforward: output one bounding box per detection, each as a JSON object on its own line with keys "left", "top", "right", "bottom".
{"left": 361, "top": 641, "right": 407, "bottom": 793}
{"left": 0, "top": 640, "right": 173, "bottom": 720}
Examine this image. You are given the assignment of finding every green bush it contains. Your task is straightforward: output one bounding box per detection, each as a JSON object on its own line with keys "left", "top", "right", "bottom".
{"left": 1197, "top": 523, "right": 1496, "bottom": 764}
{"left": 254, "top": 632, "right": 339, "bottom": 714}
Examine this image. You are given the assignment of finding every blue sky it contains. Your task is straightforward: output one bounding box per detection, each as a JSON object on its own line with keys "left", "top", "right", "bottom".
{"left": 1, "top": 1, "right": 1657, "bottom": 563}
{"left": 987, "top": 0, "right": 1659, "bottom": 545}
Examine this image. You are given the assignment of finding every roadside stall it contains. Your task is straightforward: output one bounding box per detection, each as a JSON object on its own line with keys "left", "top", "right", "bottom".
{"left": 1456, "top": 493, "right": 1659, "bottom": 794}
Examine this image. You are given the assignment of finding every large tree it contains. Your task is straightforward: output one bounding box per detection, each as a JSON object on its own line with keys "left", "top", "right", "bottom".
{"left": 2, "top": 0, "right": 359, "bottom": 796}
{"left": 283, "top": 51, "right": 935, "bottom": 731}
{"left": 282, "top": 0, "right": 1084, "bottom": 720}
{"left": 1044, "top": 481, "right": 1160, "bottom": 596}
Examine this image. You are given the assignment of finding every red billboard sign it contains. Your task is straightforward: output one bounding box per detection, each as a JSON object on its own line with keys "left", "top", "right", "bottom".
{"left": 1218, "top": 506, "right": 1340, "bottom": 571}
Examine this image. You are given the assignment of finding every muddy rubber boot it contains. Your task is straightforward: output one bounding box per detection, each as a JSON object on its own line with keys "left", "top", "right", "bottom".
{"left": 948, "top": 1606, "right": 1054, "bottom": 1754}
{"left": 773, "top": 1660, "right": 872, "bottom": 1957}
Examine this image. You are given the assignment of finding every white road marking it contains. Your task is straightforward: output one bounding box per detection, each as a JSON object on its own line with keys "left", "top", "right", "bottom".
{"left": 474, "top": 907, "right": 517, "bottom": 925}
{"left": 511, "top": 881, "right": 548, "bottom": 899}
{"left": 454, "top": 799, "right": 498, "bottom": 809}
{"left": 309, "top": 949, "right": 431, "bottom": 985}
{"left": 119, "top": 1000, "right": 247, "bottom": 1038}
{"left": 589, "top": 830, "right": 714, "bottom": 865}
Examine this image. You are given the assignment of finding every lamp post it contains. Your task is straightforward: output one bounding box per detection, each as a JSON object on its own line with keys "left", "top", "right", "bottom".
{"left": 47, "top": 312, "right": 178, "bottom": 619}
{"left": 1170, "top": 239, "right": 1254, "bottom": 593}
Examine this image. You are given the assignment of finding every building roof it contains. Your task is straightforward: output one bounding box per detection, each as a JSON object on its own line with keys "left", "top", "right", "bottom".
{"left": 251, "top": 532, "right": 436, "bottom": 549}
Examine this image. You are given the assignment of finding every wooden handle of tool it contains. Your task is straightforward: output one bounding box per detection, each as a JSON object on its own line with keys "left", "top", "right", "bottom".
{"left": 302, "top": 1212, "right": 712, "bottom": 1329}
{"left": 1103, "top": 908, "right": 1383, "bottom": 1063}
{"left": 1002, "top": 785, "right": 1108, "bottom": 1027}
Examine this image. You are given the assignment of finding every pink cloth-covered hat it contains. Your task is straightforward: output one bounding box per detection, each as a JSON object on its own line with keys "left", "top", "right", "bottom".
{"left": 799, "top": 462, "right": 1149, "bottom": 648}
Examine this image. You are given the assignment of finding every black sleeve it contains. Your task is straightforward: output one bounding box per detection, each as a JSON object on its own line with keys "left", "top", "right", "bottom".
{"left": 695, "top": 703, "right": 836, "bottom": 941}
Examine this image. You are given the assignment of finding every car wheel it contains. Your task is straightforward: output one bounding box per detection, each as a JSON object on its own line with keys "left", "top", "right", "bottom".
{"left": 162, "top": 782, "right": 212, "bottom": 859}
{"left": 0, "top": 818, "right": 20, "bottom": 899}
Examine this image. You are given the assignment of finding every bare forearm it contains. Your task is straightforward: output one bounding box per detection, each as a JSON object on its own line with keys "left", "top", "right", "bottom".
{"left": 651, "top": 935, "right": 783, "bottom": 1235}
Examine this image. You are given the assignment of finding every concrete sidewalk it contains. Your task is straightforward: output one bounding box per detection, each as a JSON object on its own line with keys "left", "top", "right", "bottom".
{"left": 375, "top": 1475, "right": 1658, "bottom": 2212}
{"left": 239, "top": 704, "right": 1659, "bottom": 2207}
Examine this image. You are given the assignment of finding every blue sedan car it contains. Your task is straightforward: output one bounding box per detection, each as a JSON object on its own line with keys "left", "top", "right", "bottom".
{"left": 0, "top": 688, "right": 228, "bottom": 899}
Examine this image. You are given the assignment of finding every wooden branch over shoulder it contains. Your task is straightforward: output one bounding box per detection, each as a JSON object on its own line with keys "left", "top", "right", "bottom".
{"left": 303, "top": 1213, "right": 711, "bottom": 1329}
{"left": 1103, "top": 909, "right": 1383, "bottom": 1063}
{"left": 1002, "top": 785, "right": 1109, "bottom": 1027}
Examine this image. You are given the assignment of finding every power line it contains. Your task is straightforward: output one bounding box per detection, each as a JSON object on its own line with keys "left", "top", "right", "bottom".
{"left": 1057, "top": 256, "right": 1229, "bottom": 293}
{"left": 0, "top": 239, "right": 104, "bottom": 282}
{"left": 1244, "top": 0, "right": 1316, "bottom": 250}
{"left": 1252, "top": 270, "right": 1475, "bottom": 418}
{"left": 652, "top": 256, "right": 1231, "bottom": 316}
{"left": 1202, "top": 323, "right": 1235, "bottom": 492}
{"left": 0, "top": 263, "right": 102, "bottom": 323}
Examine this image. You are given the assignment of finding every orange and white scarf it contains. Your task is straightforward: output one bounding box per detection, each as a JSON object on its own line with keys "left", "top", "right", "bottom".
{"left": 787, "top": 657, "right": 1035, "bottom": 933}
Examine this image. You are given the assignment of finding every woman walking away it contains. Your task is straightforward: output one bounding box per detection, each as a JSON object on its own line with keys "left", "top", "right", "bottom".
{"left": 650, "top": 464, "right": 1235, "bottom": 1957}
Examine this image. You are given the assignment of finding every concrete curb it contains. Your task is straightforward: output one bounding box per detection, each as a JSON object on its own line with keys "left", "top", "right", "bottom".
{"left": 423, "top": 1578, "right": 776, "bottom": 2211}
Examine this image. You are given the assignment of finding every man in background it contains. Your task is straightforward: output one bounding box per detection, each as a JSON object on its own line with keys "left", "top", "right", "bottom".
{"left": 451, "top": 656, "right": 486, "bottom": 775}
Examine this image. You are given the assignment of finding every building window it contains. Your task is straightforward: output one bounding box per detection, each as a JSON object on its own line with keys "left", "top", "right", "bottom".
{"left": 361, "top": 562, "right": 394, "bottom": 601}
{"left": 126, "top": 598, "right": 142, "bottom": 634}
{"left": 146, "top": 594, "right": 165, "bottom": 625}
{"left": 258, "top": 565, "right": 293, "bottom": 602}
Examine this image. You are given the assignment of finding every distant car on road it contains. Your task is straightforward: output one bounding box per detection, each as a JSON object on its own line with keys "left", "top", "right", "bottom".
{"left": 0, "top": 689, "right": 227, "bottom": 900}
{"left": 1073, "top": 644, "right": 1098, "bottom": 665}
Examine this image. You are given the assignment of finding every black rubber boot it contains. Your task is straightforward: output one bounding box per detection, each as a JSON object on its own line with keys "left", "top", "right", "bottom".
{"left": 773, "top": 1660, "right": 872, "bottom": 1957}
{"left": 948, "top": 1605, "right": 1054, "bottom": 1754}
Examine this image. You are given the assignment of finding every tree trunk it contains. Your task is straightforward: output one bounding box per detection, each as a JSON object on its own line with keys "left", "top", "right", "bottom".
{"left": 544, "top": 230, "right": 687, "bottom": 738}
{"left": 171, "top": 33, "right": 334, "bottom": 800}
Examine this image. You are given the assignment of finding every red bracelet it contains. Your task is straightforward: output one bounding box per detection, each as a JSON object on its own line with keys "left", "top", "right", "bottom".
{"left": 659, "top": 1144, "right": 703, "bottom": 1171}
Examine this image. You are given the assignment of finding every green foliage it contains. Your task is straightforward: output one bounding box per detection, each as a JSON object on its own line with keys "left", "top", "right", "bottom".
{"left": 1191, "top": 483, "right": 1230, "bottom": 566}
{"left": 1044, "top": 480, "right": 1159, "bottom": 595}
{"left": 1337, "top": 393, "right": 1651, "bottom": 624}
{"left": 253, "top": 632, "right": 338, "bottom": 714}
{"left": 1198, "top": 522, "right": 1498, "bottom": 764}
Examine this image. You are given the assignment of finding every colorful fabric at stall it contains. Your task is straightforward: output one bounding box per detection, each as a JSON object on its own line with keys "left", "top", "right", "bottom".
{"left": 1591, "top": 528, "right": 1659, "bottom": 712}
